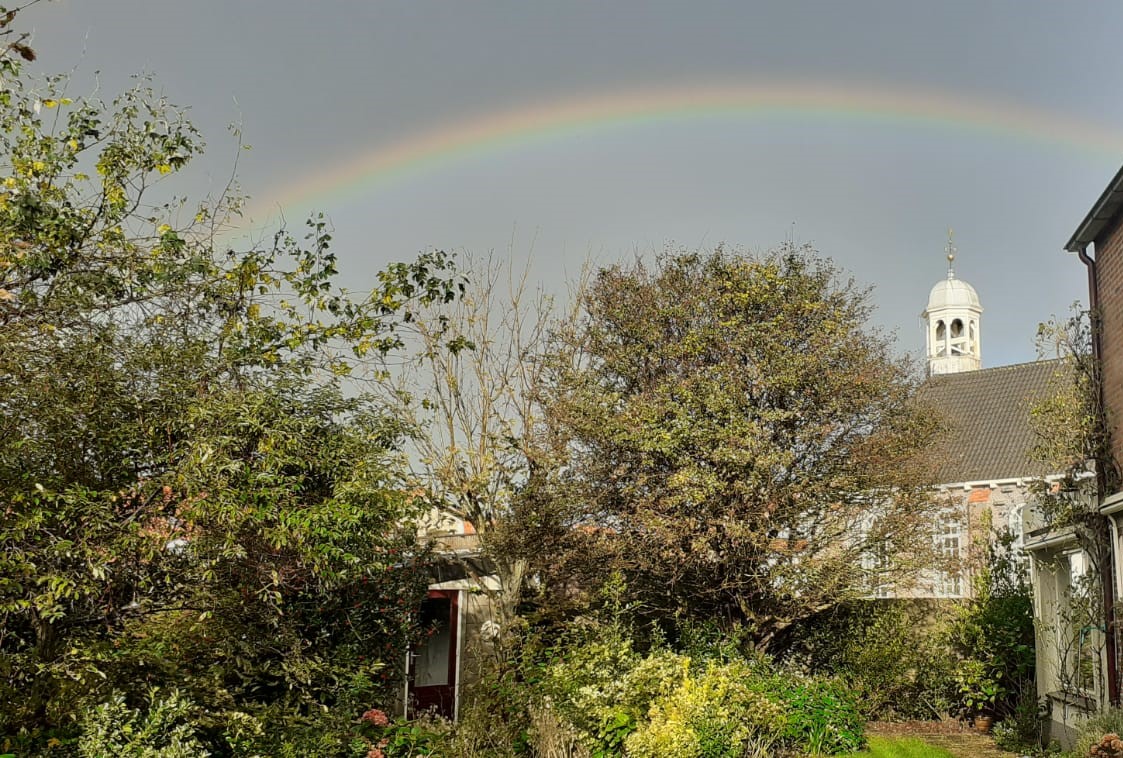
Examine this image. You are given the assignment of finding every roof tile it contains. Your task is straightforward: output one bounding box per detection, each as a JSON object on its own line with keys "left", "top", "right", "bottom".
{"left": 916, "top": 360, "right": 1062, "bottom": 483}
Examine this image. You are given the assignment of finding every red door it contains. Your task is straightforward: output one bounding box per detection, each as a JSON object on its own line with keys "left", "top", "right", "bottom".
{"left": 407, "top": 590, "right": 459, "bottom": 719}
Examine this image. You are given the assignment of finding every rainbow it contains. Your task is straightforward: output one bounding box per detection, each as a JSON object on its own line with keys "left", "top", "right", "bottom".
{"left": 254, "top": 82, "right": 1123, "bottom": 217}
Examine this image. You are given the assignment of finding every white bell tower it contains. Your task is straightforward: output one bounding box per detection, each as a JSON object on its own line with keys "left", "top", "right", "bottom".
{"left": 922, "top": 230, "right": 982, "bottom": 375}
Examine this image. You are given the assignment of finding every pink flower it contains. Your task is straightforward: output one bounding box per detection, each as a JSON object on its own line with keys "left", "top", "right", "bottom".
{"left": 367, "top": 749, "right": 385, "bottom": 758}
{"left": 361, "top": 708, "right": 390, "bottom": 727}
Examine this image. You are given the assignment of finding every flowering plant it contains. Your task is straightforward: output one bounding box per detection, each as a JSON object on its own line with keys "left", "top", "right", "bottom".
{"left": 355, "top": 708, "right": 447, "bottom": 757}
{"left": 1091, "top": 732, "right": 1123, "bottom": 758}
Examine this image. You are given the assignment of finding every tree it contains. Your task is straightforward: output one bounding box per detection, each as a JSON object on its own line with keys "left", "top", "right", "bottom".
{"left": 376, "top": 252, "right": 569, "bottom": 637}
{"left": 1032, "top": 306, "right": 1115, "bottom": 501}
{"left": 542, "top": 246, "right": 943, "bottom": 648}
{"left": 0, "top": 32, "right": 461, "bottom": 751}
{"left": 1028, "top": 307, "right": 1114, "bottom": 707}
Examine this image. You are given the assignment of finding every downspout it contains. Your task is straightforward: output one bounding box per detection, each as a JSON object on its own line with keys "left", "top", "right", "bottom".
{"left": 1077, "top": 243, "right": 1119, "bottom": 707}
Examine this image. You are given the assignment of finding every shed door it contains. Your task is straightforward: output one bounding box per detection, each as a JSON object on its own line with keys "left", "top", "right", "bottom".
{"left": 408, "top": 590, "right": 458, "bottom": 719}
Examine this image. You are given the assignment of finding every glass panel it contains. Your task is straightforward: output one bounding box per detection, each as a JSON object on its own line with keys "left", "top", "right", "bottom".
{"left": 415, "top": 598, "right": 452, "bottom": 687}
{"left": 937, "top": 517, "right": 962, "bottom": 597}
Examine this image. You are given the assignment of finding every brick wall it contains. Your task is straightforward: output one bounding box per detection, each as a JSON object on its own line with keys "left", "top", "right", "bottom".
{"left": 1096, "top": 217, "right": 1123, "bottom": 477}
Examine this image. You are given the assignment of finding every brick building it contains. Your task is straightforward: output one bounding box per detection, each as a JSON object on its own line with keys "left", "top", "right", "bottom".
{"left": 1022, "top": 162, "right": 1123, "bottom": 744}
{"left": 912, "top": 246, "right": 1060, "bottom": 600}
{"left": 1024, "top": 161, "right": 1123, "bottom": 741}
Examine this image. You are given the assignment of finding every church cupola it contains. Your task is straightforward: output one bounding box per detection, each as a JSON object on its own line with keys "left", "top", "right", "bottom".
{"left": 922, "top": 230, "right": 982, "bottom": 375}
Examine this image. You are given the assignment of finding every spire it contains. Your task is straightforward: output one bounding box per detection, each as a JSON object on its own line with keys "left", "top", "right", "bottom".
{"left": 945, "top": 228, "right": 956, "bottom": 279}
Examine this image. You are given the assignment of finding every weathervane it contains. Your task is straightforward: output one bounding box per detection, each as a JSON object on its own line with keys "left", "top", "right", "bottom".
{"left": 945, "top": 228, "right": 956, "bottom": 279}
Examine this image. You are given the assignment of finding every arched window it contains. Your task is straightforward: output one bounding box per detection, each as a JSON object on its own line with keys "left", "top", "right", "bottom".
{"left": 949, "top": 319, "right": 965, "bottom": 355}
{"left": 935, "top": 320, "right": 946, "bottom": 356}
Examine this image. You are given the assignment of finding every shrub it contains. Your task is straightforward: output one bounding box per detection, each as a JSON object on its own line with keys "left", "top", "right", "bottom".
{"left": 533, "top": 619, "right": 868, "bottom": 756}
{"left": 946, "top": 531, "right": 1035, "bottom": 720}
{"left": 538, "top": 622, "right": 688, "bottom": 754}
{"left": 443, "top": 630, "right": 536, "bottom": 757}
{"left": 746, "top": 671, "right": 865, "bottom": 755}
{"left": 78, "top": 689, "right": 208, "bottom": 758}
{"left": 783, "top": 600, "right": 957, "bottom": 720}
{"left": 990, "top": 687, "right": 1042, "bottom": 753}
{"left": 354, "top": 709, "right": 453, "bottom": 758}
{"left": 525, "top": 704, "right": 591, "bottom": 758}
{"left": 624, "top": 661, "right": 787, "bottom": 758}
{"left": 1072, "top": 710, "right": 1123, "bottom": 758}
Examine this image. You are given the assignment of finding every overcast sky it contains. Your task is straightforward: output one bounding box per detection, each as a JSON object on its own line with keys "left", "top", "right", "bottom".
{"left": 21, "top": 1, "right": 1123, "bottom": 368}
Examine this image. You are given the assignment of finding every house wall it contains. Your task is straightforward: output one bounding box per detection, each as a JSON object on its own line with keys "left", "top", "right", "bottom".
{"left": 1095, "top": 214, "right": 1123, "bottom": 476}
{"left": 1027, "top": 537, "right": 1102, "bottom": 748}
{"left": 457, "top": 590, "right": 500, "bottom": 690}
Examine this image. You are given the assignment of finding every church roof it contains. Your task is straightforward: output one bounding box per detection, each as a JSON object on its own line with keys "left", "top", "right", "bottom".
{"left": 917, "top": 359, "right": 1062, "bottom": 484}
{"left": 925, "top": 275, "right": 981, "bottom": 313}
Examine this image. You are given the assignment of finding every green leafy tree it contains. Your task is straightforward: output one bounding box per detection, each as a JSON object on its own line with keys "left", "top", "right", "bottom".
{"left": 1031, "top": 306, "right": 1113, "bottom": 523}
{"left": 0, "top": 21, "right": 461, "bottom": 751}
{"left": 541, "top": 247, "right": 943, "bottom": 648}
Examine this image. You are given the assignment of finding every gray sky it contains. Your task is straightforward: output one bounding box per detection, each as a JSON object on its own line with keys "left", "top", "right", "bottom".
{"left": 22, "top": 1, "right": 1123, "bottom": 367}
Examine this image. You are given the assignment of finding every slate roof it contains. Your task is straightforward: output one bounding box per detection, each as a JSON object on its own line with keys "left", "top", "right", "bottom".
{"left": 916, "top": 359, "right": 1062, "bottom": 484}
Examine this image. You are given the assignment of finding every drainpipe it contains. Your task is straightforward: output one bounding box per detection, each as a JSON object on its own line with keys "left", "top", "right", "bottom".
{"left": 1076, "top": 243, "right": 1119, "bottom": 707}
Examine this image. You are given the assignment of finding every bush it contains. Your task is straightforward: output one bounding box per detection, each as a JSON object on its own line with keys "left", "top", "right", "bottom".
{"left": 536, "top": 621, "right": 866, "bottom": 757}
{"left": 782, "top": 600, "right": 956, "bottom": 720}
{"left": 78, "top": 689, "right": 208, "bottom": 758}
{"left": 355, "top": 709, "right": 451, "bottom": 758}
{"left": 624, "top": 661, "right": 787, "bottom": 758}
{"left": 539, "top": 626, "right": 687, "bottom": 754}
{"left": 749, "top": 672, "right": 865, "bottom": 755}
{"left": 1071, "top": 710, "right": 1123, "bottom": 758}
{"left": 990, "top": 687, "right": 1042, "bottom": 753}
{"left": 946, "top": 531, "right": 1035, "bottom": 720}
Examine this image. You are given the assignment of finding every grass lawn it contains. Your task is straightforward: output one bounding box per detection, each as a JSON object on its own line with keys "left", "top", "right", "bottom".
{"left": 841, "top": 735, "right": 958, "bottom": 758}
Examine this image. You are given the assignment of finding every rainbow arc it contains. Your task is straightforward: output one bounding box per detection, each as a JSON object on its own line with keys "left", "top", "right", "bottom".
{"left": 253, "top": 82, "right": 1123, "bottom": 217}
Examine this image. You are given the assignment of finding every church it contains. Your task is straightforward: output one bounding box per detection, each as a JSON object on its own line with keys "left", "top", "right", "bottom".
{"left": 912, "top": 238, "right": 1060, "bottom": 599}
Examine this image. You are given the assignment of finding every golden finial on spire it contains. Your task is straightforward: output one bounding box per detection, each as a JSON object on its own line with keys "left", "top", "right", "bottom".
{"left": 945, "top": 228, "right": 956, "bottom": 278}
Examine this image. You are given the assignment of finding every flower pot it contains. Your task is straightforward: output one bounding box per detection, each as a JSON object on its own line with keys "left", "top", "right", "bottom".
{"left": 974, "top": 715, "right": 994, "bottom": 734}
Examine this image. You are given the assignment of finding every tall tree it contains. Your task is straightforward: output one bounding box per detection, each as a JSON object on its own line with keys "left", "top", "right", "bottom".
{"left": 376, "top": 253, "right": 568, "bottom": 635}
{"left": 543, "top": 246, "right": 943, "bottom": 647}
{"left": 0, "top": 30, "right": 461, "bottom": 751}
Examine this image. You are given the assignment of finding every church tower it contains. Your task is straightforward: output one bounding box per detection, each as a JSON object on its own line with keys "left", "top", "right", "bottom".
{"left": 923, "top": 230, "right": 982, "bottom": 375}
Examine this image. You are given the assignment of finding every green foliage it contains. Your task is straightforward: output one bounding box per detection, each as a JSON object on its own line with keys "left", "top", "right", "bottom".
{"left": 78, "top": 689, "right": 208, "bottom": 758}
{"left": 0, "top": 21, "right": 463, "bottom": 752}
{"left": 542, "top": 246, "right": 943, "bottom": 646}
{"left": 748, "top": 672, "right": 865, "bottom": 755}
{"left": 952, "top": 658, "right": 1004, "bottom": 717}
{"left": 624, "top": 661, "right": 787, "bottom": 758}
{"left": 538, "top": 622, "right": 687, "bottom": 755}
{"left": 356, "top": 710, "right": 450, "bottom": 758}
{"left": 535, "top": 618, "right": 864, "bottom": 757}
{"left": 439, "top": 626, "right": 540, "bottom": 758}
{"left": 990, "top": 688, "right": 1043, "bottom": 753}
{"left": 946, "top": 532, "right": 1035, "bottom": 719}
{"left": 1032, "top": 307, "right": 1112, "bottom": 498}
{"left": 784, "top": 601, "right": 957, "bottom": 720}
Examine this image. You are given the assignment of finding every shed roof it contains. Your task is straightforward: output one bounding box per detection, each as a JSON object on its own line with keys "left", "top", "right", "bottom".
{"left": 917, "top": 360, "right": 1061, "bottom": 484}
